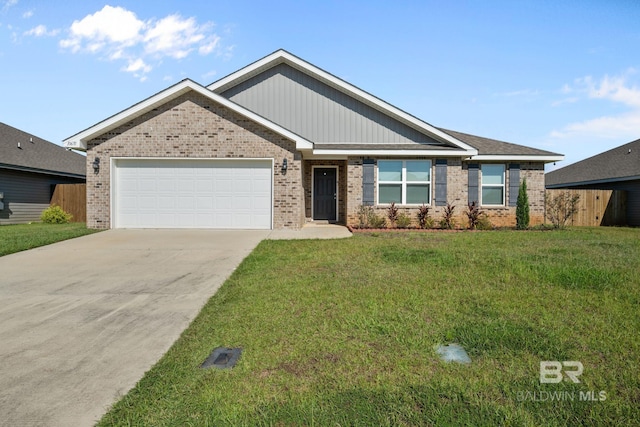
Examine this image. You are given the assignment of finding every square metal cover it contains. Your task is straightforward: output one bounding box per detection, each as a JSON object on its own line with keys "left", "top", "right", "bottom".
{"left": 201, "top": 347, "right": 242, "bottom": 370}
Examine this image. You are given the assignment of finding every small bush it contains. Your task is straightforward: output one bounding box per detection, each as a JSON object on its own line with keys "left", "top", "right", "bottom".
{"left": 476, "top": 214, "right": 493, "bottom": 230}
{"left": 396, "top": 212, "right": 412, "bottom": 229}
{"left": 465, "top": 201, "right": 484, "bottom": 230}
{"left": 387, "top": 202, "right": 399, "bottom": 227}
{"left": 417, "top": 204, "right": 433, "bottom": 229}
{"left": 357, "top": 205, "right": 374, "bottom": 228}
{"left": 545, "top": 191, "right": 580, "bottom": 229}
{"left": 370, "top": 213, "right": 387, "bottom": 229}
{"left": 41, "top": 205, "right": 72, "bottom": 224}
{"left": 357, "top": 205, "right": 386, "bottom": 229}
{"left": 439, "top": 203, "right": 455, "bottom": 229}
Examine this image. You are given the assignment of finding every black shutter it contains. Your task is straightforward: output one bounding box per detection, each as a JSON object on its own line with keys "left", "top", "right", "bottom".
{"left": 435, "top": 159, "right": 447, "bottom": 206}
{"left": 362, "top": 159, "right": 375, "bottom": 206}
{"left": 509, "top": 164, "right": 520, "bottom": 207}
{"left": 468, "top": 163, "right": 479, "bottom": 205}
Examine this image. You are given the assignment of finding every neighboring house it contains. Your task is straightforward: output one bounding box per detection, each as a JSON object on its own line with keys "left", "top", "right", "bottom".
{"left": 0, "top": 122, "right": 86, "bottom": 225}
{"left": 546, "top": 138, "right": 640, "bottom": 226}
{"left": 64, "top": 50, "right": 562, "bottom": 230}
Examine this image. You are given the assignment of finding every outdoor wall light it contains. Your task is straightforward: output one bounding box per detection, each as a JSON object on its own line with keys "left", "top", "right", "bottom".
{"left": 92, "top": 157, "right": 100, "bottom": 172}
{"left": 282, "top": 158, "right": 288, "bottom": 172}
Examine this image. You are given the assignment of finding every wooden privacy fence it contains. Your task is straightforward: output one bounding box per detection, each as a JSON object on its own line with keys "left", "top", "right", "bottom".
{"left": 546, "top": 189, "right": 627, "bottom": 226}
{"left": 50, "top": 184, "right": 86, "bottom": 223}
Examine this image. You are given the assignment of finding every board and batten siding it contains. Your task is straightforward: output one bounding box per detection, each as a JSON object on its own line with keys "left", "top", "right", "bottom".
{"left": 0, "top": 169, "right": 84, "bottom": 224}
{"left": 222, "top": 63, "right": 441, "bottom": 145}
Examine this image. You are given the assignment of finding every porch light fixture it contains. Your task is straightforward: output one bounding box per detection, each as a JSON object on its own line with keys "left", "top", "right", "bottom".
{"left": 282, "top": 158, "right": 288, "bottom": 172}
{"left": 92, "top": 157, "right": 100, "bottom": 172}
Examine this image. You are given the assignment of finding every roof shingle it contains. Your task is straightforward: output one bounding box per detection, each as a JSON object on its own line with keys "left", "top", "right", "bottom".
{"left": 439, "top": 128, "right": 562, "bottom": 156}
{"left": 546, "top": 138, "right": 640, "bottom": 187}
{"left": 0, "top": 122, "right": 86, "bottom": 178}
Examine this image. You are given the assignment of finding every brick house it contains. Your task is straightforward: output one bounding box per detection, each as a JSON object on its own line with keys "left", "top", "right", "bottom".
{"left": 64, "top": 50, "right": 562, "bottom": 229}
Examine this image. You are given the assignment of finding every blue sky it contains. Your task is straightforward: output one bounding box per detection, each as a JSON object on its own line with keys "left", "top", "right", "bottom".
{"left": 1, "top": 1, "right": 639, "bottom": 170}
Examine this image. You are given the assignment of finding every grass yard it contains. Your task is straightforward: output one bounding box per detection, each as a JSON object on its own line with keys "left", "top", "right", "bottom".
{"left": 0, "top": 223, "right": 100, "bottom": 257}
{"left": 99, "top": 228, "right": 640, "bottom": 426}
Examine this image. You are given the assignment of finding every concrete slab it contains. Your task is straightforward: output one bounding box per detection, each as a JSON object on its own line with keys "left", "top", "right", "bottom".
{"left": 0, "top": 229, "right": 269, "bottom": 427}
{"left": 267, "top": 223, "right": 352, "bottom": 240}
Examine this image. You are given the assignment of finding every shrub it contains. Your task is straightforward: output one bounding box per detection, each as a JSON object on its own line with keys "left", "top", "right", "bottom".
{"left": 357, "top": 205, "right": 386, "bottom": 229}
{"left": 439, "top": 203, "right": 455, "bottom": 229}
{"left": 370, "top": 213, "right": 387, "bottom": 229}
{"left": 396, "top": 212, "right": 412, "bottom": 229}
{"left": 357, "top": 205, "right": 374, "bottom": 228}
{"left": 417, "top": 204, "right": 433, "bottom": 229}
{"left": 476, "top": 214, "right": 493, "bottom": 230}
{"left": 516, "top": 178, "right": 530, "bottom": 230}
{"left": 465, "top": 201, "right": 484, "bottom": 230}
{"left": 387, "top": 202, "right": 399, "bottom": 227}
{"left": 41, "top": 205, "right": 72, "bottom": 224}
{"left": 545, "top": 191, "right": 580, "bottom": 229}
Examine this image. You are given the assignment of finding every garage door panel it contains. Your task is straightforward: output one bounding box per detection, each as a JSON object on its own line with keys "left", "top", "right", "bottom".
{"left": 115, "top": 159, "right": 272, "bottom": 229}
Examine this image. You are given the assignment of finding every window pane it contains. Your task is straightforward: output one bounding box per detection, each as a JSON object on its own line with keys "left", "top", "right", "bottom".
{"left": 406, "top": 160, "right": 431, "bottom": 182}
{"left": 482, "top": 164, "right": 504, "bottom": 185}
{"left": 379, "top": 184, "right": 402, "bottom": 203}
{"left": 406, "top": 184, "right": 430, "bottom": 204}
{"left": 378, "top": 161, "right": 402, "bottom": 181}
{"left": 482, "top": 187, "right": 503, "bottom": 205}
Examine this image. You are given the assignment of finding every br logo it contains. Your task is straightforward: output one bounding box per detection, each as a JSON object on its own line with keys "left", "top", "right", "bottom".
{"left": 540, "top": 361, "right": 583, "bottom": 383}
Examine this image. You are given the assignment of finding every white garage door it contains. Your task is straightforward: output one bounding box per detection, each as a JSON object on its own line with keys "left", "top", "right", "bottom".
{"left": 113, "top": 159, "right": 272, "bottom": 229}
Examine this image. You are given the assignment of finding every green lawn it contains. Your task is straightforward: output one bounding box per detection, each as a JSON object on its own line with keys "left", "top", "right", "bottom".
{"left": 98, "top": 228, "right": 640, "bottom": 426}
{"left": 0, "top": 223, "right": 100, "bottom": 257}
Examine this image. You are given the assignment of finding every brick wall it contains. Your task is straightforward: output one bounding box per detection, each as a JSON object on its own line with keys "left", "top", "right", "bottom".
{"left": 344, "top": 158, "right": 547, "bottom": 228}
{"left": 86, "top": 91, "right": 304, "bottom": 229}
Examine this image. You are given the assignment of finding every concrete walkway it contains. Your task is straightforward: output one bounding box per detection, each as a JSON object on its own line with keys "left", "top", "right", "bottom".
{"left": 0, "top": 225, "right": 350, "bottom": 427}
{"left": 267, "top": 223, "right": 352, "bottom": 240}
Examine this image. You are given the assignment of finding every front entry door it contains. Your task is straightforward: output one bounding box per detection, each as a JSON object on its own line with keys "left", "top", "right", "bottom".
{"left": 313, "top": 168, "right": 337, "bottom": 221}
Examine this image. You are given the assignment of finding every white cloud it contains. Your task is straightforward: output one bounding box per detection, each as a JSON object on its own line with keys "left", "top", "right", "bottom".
{"left": 123, "top": 58, "right": 152, "bottom": 73}
{"left": 495, "top": 89, "right": 540, "bottom": 98}
{"left": 551, "top": 70, "right": 640, "bottom": 140}
{"left": 24, "top": 24, "right": 59, "bottom": 37}
{"left": 22, "top": 9, "right": 33, "bottom": 18}
{"left": 60, "top": 5, "right": 143, "bottom": 53}
{"left": 59, "top": 5, "right": 224, "bottom": 80}
{"left": 2, "top": 0, "right": 18, "bottom": 12}
{"left": 201, "top": 69, "right": 217, "bottom": 80}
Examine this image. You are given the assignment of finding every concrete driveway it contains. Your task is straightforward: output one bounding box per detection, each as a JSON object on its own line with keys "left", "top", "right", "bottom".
{"left": 0, "top": 229, "right": 270, "bottom": 427}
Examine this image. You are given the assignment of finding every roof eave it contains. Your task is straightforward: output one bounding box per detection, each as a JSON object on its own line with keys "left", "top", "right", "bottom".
{"left": 0, "top": 163, "right": 86, "bottom": 179}
{"left": 312, "top": 148, "right": 477, "bottom": 157}
{"left": 468, "top": 154, "right": 565, "bottom": 163}
{"left": 546, "top": 174, "right": 640, "bottom": 188}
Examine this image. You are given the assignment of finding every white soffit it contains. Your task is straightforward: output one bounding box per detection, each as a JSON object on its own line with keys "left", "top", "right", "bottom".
{"left": 469, "top": 154, "right": 565, "bottom": 162}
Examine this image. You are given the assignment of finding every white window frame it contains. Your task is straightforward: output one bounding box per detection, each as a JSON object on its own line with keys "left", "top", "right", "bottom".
{"left": 480, "top": 164, "right": 505, "bottom": 206}
{"left": 377, "top": 160, "right": 431, "bottom": 205}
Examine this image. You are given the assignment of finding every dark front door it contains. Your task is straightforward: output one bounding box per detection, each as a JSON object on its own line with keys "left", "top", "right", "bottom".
{"left": 313, "top": 168, "right": 337, "bottom": 221}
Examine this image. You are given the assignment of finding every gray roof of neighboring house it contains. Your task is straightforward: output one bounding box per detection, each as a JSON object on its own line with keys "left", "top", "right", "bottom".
{"left": 439, "top": 128, "right": 562, "bottom": 157}
{"left": 0, "top": 122, "right": 86, "bottom": 178}
{"left": 546, "top": 138, "right": 640, "bottom": 187}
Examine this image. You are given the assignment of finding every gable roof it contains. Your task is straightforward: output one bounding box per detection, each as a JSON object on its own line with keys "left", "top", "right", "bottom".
{"left": 0, "top": 122, "right": 85, "bottom": 178}
{"left": 208, "top": 49, "right": 477, "bottom": 155}
{"left": 546, "top": 138, "right": 640, "bottom": 187}
{"left": 440, "top": 129, "right": 563, "bottom": 161}
{"left": 63, "top": 79, "right": 314, "bottom": 152}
